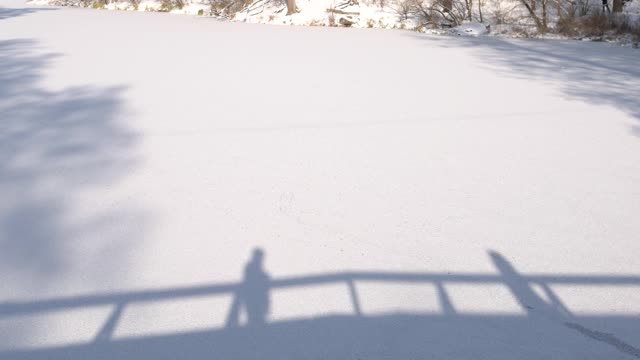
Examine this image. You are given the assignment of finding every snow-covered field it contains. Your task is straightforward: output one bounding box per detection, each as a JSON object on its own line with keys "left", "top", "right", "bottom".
{"left": 1, "top": 0, "right": 640, "bottom": 358}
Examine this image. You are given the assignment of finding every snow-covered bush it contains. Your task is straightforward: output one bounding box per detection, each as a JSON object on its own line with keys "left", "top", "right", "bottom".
{"left": 625, "top": 0, "right": 640, "bottom": 13}
{"left": 412, "top": 0, "right": 468, "bottom": 26}
{"left": 393, "top": 0, "right": 413, "bottom": 20}
{"left": 555, "top": 7, "right": 640, "bottom": 42}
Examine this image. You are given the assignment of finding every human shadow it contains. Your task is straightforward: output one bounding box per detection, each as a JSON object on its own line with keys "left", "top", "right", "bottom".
{"left": 225, "top": 248, "right": 271, "bottom": 327}
{"left": 490, "top": 251, "right": 556, "bottom": 316}
{"left": 1, "top": 249, "right": 639, "bottom": 359}
{"left": 0, "top": 39, "right": 144, "bottom": 302}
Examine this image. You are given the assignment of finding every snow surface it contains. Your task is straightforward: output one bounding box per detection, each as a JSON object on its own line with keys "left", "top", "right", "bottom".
{"left": 452, "top": 21, "right": 490, "bottom": 36}
{"left": 1, "top": 0, "right": 640, "bottom": 358}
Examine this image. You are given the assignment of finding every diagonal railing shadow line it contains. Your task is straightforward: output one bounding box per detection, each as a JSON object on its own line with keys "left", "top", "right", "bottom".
{"left": 2, "top": 271, "right": 639, "bottom": 317}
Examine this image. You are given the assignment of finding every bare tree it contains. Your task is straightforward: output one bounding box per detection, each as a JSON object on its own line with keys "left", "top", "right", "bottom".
{"left": 518, "top": 0, "right": 547, "bottom": 31}
{"left": 413, "top": 0, "right": 466, "bottom": 25}
{"left": 394, "top": 0, "right": 413, "bottom": 20}
{"left": 542, "top": 0, "right": 548, "bottom": 28}
{"left": 464, "top": 0, "right": 472, "bottom": 20}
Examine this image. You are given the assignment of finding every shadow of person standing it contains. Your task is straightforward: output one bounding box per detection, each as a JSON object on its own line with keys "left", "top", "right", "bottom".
{"left": 243, "top": 248, "right": 270, "bottom": 326}
{"left": 490, "top": 251, "right": 551, "bottom": 315}
{"left": 490, "top": 251, "right": 640, "bottom": 358}
{"left": 489, "top": 250, "right": 565, "bottom": 318}
{"left": 226, "top": 248, "right": 271, "bottom": 328}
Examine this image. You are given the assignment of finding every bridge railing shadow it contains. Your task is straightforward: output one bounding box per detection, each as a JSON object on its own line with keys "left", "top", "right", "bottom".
{"left": 1, "top": 250, "right": 640, "bottom": 359}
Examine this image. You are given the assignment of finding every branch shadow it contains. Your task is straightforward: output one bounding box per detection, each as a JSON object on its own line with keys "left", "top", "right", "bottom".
{"left": 2, "top": 34, "right": 640, "bottom": 360}
{"left": 0, "top": 39, "right": 145, "bottom": 300}
{"left": 414, "top": 35, "right": 640, "bottom": 136}
{"left": 0, "top": 7, "right": 57, "bottom": 20}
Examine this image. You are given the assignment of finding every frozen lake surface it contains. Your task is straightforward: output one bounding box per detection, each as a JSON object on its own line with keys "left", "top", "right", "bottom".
{"left": 1, "top": 1, "right": 640, "bottom": 358}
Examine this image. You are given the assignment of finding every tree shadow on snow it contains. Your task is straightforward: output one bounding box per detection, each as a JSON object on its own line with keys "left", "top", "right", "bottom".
{"left": 0, "top": 7, "right": 57, "bottom": 20}
{"left": 0, "top": 39, "right": 145, "bottom": 295}
{"left": 2, "top": 37, "right": 640, "bottom": 360}
{"left": 416, "top": 35, "right": 640, "bottom": 137}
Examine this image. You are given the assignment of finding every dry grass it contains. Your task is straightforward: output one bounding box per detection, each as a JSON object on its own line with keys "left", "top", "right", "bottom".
{"left": 556, "top": 11, "right": 640, "bottom": 41}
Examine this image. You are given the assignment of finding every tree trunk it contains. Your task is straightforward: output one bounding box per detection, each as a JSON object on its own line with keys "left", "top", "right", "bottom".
{"left": 286, "top": 0, "right": 298, "bottom": 15}
{"left": 478, "top": 0, "right": 483, "bottom": 22}
{"left": 612, "top": 0, "right": 623, "bottom": 12}
{"left": 443, "top": 0, "right": 452, "bottom": 12}
{"left": 541, "top": 0, "right": 547, "bottom": 30}
{"left": 520, "top": 0, "right": 545, "bottom": 31}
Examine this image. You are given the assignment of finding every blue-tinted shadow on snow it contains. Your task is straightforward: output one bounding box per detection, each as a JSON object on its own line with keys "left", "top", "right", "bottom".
{"left": 0, "top": 7, "right": 57, "bottom": 20}
{"left": 1, "top": 250, "right": 639, "bottom": 360}
{"left": 412, "top": 34, "right": 640, "bottom": 137}
{"left": 0, "top": 38, "right": 145, "bottom": 310}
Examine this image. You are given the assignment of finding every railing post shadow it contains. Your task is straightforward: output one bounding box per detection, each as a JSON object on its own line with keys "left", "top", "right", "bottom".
{"left": 346, "top": 275, "right": 362, "bottom": 317}
{"left": 94, "top": 302, "right": 125, "bottom": 343}
{"left": 435, "top": 281, "right": 456, "bottom": 316}
{"left": 225, "top": 288, "right": 242, "bottom": 328}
